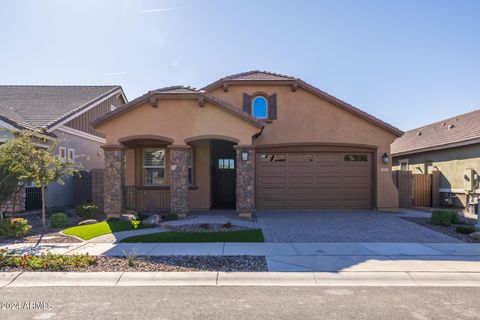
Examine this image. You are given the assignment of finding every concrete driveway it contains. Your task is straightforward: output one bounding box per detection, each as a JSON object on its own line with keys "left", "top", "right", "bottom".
{"left": 256, "top": 211, "right": 461, "bottom": 243}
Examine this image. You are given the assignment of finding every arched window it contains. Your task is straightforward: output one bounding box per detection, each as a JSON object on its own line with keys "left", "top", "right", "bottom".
{"left": 251, "top": 96, "right": 268, "bottom": 119}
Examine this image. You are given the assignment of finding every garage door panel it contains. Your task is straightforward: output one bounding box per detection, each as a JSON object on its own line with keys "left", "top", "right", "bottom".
{"left": 257, "top": 151, "right": 372, "bottom": 210}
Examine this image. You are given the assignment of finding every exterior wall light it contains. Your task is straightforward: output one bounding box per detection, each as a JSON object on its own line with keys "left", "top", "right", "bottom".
{"left": 382, "top": 153, "right": 389, "bottom": 165}
{"left": 241, "top": 151, "right": 249, "bottom": 161}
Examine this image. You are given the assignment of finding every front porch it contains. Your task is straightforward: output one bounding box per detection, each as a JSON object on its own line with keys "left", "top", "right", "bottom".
{"left": 103, "top": 137, "right": 255, "bottom": 218}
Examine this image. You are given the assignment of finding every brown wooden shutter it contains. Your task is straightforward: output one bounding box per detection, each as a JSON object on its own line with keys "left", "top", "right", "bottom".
{"left": 243, "top": 93, "right": 251, "bottom": 114}
{"left": 268, "top": 94, "right": 277, "bottom": 120}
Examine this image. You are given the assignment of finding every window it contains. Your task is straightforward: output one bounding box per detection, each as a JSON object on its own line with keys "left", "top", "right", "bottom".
{"left": 218, "top": 159, "right": 235, "bottom": 169}
{"left": 143, "top": 148, "right": 165, "bottom": 186}
{"left": 343, "top": 154, "right": 368, "bottom": 162}
{"left": 59, "top": 147, "right": 66, "bottom": 161}
{"left": 187, "top": 150, "right": 193, "bottom": 185}
{"left": 260, "top": 154, "right": 286, "bottom": 162}
{"left": 252, "top": 96, "right": 268, "bottom": 119}
{"left": 67, "top": 148, "right": 75, "bottom": 163}
{"left": 399, "top": 159, "right": 409, "bottom": 171}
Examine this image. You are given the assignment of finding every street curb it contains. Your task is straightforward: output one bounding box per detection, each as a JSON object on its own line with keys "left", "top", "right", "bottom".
{"left": 2, "top": 271, "right": 480, "bottom": 287}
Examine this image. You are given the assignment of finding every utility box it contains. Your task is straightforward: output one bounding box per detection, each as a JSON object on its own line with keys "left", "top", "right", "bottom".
{"left": 464, "top": 168, "right": 476, "bottom": 192}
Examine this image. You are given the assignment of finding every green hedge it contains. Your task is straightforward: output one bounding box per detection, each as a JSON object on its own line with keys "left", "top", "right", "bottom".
{"left": 455, "top": 225, "right": 475, "bottom": 235}
{"left": 0, "top": 218, "right": 32, "bottom": 239}
{"left": 431, "top": 209, "right": 459, "bottom": 227}
{"left": 50, "top": 212, "right": 69, "bottom": 229}
{"left": 75, "top": 204, "right": 98, "bottom": 220}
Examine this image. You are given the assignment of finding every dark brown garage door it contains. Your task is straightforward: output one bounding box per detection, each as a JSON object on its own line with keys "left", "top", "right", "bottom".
{"left": 256, "top": 152, "right": 373, "bottom": 210}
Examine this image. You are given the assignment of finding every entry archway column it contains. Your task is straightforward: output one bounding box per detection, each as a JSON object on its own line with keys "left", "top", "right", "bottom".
{"left": 168, "top": 145, "right": 191, "bottom": 217}
{"left": 235, "top": 145, "right": 255, "bottom": 218}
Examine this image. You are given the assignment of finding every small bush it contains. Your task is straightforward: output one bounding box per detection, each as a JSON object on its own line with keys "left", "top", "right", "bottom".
{"left": 0, "top": 249, "right": 97, "bottom": 270}
{"left": 50, "top": 212, "right": 69, "bottom": 229}
{"left": 223, "top": 221, "right": 233, "bottom": 229}
{"left": 0, "top": 218, "right": 32, "bottom": 239}
{"left": 136, "top": 212, "right": 149, "bottom": 221}
{"left": 456, "top": 225, "right": 475, "bottom": 235}
{"left": 431, "top": 209, "right": 459, "bottom": 227}
{"left": 162, "top": 213, "right": 178, "bottom": 221}
{"left": 75, "top": 204, "right": 98, "bottom": 220}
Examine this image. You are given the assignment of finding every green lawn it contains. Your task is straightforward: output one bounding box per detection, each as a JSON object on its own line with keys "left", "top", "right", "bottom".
{"left": 120, "top": 229, "right": 265, "bottom": 243}
{"left": 62, "top": 220, "right": 154, "bottom": 240}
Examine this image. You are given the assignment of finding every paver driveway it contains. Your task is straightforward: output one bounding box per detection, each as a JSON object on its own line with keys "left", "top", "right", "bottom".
{"left": 256, "top": 211, "right": 461, "bottom": 243}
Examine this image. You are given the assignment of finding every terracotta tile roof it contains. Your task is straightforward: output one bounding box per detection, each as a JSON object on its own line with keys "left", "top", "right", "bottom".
{"left": 149, "top": 85, "right": 202, "bottom": 94}
{"left": 391, "top": 109, "right": 480, "bottom": 155}
{"left": 220, "top": 70, "right": 297, "bottom": 81}
{"left": 0, "top": 85, "right": 121, "bottom": 130}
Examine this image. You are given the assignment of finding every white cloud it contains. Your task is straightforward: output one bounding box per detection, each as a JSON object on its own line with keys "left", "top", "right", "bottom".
{"left": 103, "top": 72, "right": 127, "bottom": 76}
{"left": 141, "top": 8, "right": 178, "bottom": 14}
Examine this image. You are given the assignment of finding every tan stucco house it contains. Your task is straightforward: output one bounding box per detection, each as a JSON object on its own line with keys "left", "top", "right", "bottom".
{"left": 392, "top": 109, "right": 480, "bottom": 208}
{"left": 92, "top": 71, "right": 403, "bottom": 217}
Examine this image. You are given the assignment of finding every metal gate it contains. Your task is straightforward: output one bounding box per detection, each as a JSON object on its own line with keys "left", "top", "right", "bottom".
{"left": 25, "top": 187, "right": 42, "bottom": 211}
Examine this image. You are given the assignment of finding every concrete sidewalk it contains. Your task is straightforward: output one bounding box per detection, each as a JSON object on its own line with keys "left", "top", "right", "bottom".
{"left": 2, "top": 242, "right": 480, "bottom": 272}
{"left": 2, "top": 271, "right": 480, "bottom": 287}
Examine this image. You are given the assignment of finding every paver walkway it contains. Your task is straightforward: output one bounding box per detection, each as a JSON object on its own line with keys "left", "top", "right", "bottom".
{"left": 256, "top": 211, "right": 459, "bottom": 243}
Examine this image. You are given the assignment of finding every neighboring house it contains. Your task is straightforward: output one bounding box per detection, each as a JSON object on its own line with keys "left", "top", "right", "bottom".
{"left": 392, "top": 109, "right": 480, "bottom": 208}
{"left": 92, "top": 71, "right": 402, "bottom": 217}
{"left": 0, "top": 85, "right": 126, "bottom": 213}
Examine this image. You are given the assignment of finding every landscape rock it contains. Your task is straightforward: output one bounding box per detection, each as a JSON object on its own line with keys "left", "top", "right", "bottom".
{"left": 120, "top": 214, "right": 137, "bottom": 221}
{"left": 78, "top": 219, "right": 98, "bottom": 226}
{"left": 469, "top": 231, "right": 480, "bottom": 240}
{"left": 143, "top": 214, "right": 160, "bottom": 226}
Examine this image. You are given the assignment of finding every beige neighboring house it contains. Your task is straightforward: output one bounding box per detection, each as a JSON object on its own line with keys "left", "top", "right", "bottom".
{"left": 92, "top": 71, "right": 402, "bottom": 217}
{"left": 0, "top": 85, "right": 126, "bottom": 213}
{"left": 392, "top": 109, "right": 480, "bottom": 208}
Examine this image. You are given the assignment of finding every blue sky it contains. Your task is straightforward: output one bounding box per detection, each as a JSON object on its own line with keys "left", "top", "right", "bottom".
{"left": 0, "top": 0, "right": 479, "bottom": 131}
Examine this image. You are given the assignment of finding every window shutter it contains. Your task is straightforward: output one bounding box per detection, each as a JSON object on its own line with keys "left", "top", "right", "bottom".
{"left": 243, "top": 93, "right": 251, "bottom": 114}
{"left": 268, "top": 94, "right": 277, "bottom": 120}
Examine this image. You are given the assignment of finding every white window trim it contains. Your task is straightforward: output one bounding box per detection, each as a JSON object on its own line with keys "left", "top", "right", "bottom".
{"left": 399, "top": 159, "right": 409, "bottom": 171}
{"left": 251, "top": 96, "right": 268, "bottom": 119}
{"left": 143, "top": 148, "right": 166, "bottom": 186}
{"left": 67, "top": 148, "right": 75, "bottom": 163}
{"left": 59, "top": 147, "right": 67, "bottom": 161}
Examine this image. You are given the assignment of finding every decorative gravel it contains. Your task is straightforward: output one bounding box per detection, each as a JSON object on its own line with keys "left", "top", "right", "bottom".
{"left": 169, "top": 223, "right": 253, "bottom": 233}
{"left": 401, "top": 217, "right": 480, "bottom": 243}
{"left": 0, "top": 256, "right": 268, "bottom": 272}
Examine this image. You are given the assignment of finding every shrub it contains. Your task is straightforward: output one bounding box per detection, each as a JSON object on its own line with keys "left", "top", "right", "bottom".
{"left": 0, "top": 218, "right": 32, "bottom": 239}
{"left": 431, "top": 209, "right": 459, "bottom": 227}
{"left": 162, "top": 213, "right": 178, "bottom": 221}
{"left": 223, "top": 221, "right": 233, "bottom": 229}
{"left": 456, "top": 225, "right": 475, "bottom": 235}
{"left": 75, "top": 204, "right": 98, "bottom": 220}
{"left": 0, "top": 249, "right": 97, "bottom": 271}
{"left": 50, "top": 212, "right": 69, "bottom": 229}
{"left": 136, "top": 212, "right": 149, "bottom": 221}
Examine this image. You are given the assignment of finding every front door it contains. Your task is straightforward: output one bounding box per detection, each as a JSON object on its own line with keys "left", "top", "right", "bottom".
{"left": 212, "top": 140, "right": 236, "bottom": 208}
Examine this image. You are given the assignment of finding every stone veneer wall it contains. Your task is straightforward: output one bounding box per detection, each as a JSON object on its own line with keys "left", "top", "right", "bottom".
{"left": 103, "top": 149, "right": 124, "bottom": 215}
{"left": 170, "top": 148, "right": 189, "bottom": 216}
{"left": 236, "top": 147, "right": 255, "bottom": 216}
{"left": 0, "top": 188, "right": 26, "bottom": 214}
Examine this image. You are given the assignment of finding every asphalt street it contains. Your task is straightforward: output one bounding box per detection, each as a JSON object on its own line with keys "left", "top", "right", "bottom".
{"left": 1, "top": 286, "right": 480, "bottom": 319}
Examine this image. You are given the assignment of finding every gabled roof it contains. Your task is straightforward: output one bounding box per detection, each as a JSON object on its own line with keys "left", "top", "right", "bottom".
{"left": 0, "top": 85, "right": 122, "bottom": 131}
{"left": 203, "top": 71, "right": 403, "bottom": 137}
{"left": 392, "top": 109, "right": 480, "bottom": 156}
{"left": 92, "top": 85, "right": 264, "bottom": 129}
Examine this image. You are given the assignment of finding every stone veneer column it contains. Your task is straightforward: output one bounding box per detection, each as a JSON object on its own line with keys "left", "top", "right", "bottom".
{"left": 236, "top": 146, "right": 255, "bottom": 218}
{"left": 169, "top": 145, "right": 190, "bottom": 217}
{"left": 103, "top": 146, "right": 125, "bottom": 216}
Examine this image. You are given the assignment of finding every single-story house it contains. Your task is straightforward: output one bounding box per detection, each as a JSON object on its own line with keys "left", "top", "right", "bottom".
{"left": 392, "top": 109, "right": 480, "bottom": 208}
{"left": 0, "top": 85, "right": 126, "bottom": 213}
{"left": 92, "top": 71, "right": 403, "bottom": 217}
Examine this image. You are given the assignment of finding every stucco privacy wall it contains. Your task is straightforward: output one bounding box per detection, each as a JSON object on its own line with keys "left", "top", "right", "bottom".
{"left": 211, "top": 85, "right": 399, "bottom": 211}
{"left": 393, "top": 144, "right": 480, "bottom": 192}
{"left": 96, "top": 100, "right": 260, "bottom": 146}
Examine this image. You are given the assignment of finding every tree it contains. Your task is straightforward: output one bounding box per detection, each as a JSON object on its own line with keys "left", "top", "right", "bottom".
{"left": 0, "top": 130, "right": 81, "bottom": 229}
